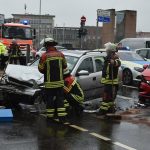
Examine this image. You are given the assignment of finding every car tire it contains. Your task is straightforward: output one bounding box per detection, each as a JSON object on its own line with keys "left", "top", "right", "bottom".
{"left": 123, "top": 69, "right": 133, "bottom": 85}
{"left": 36, "top": 55, "right": 40, "bottom": 59}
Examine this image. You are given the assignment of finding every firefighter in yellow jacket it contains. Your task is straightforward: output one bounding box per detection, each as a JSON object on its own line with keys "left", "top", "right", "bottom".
{"left": 98, "top": 42, "right": 121, "bottom": 115}
{"left": 0, "top": 42, "right": 7, "bottom": 70}
{"left": 38, "top": 37, "right": 68, "bottom": 122}
{"left": 63, "top": 69, "right": 84, "bottom": 116}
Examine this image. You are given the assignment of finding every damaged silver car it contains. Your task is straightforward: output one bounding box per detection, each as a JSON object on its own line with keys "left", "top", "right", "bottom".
{"left": 0, "top": 50, "right": 122, "bottom": 109}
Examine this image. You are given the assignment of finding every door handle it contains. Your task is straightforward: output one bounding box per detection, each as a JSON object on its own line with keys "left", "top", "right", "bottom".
{"left": 93, "top": 77, "right": 96, "bottom": 81}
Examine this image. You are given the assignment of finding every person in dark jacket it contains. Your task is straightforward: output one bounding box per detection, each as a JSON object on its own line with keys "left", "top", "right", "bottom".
{"left": 9, "top": 39, "right": 21, "bottom": 64}
{"left": 38, "top": 37, "right": 68, "bottom": 122}
{"left": 98, "top": 42, "right": 121, "bottom": 115}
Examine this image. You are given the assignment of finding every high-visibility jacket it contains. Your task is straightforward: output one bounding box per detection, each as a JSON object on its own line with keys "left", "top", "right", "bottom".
{"left": 101, "top": 53, "right": 121, "bottom": 85}
{"left": 38, "top": 47, "right": 67, "bottom": 88}
{"left": 64, "top": 75, "right": 84, "bottom": 104}
{"left": 0, "top": 42, "right": 6, "bottom": 55}
{"left": 9, "top": 43, "right": 21, "bottom": 57}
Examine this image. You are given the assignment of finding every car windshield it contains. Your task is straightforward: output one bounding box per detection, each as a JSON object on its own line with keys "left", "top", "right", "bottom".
{"left": 118, "top": 52, "right": 145, "bottom": 61}
{"left": 64, "top": 55, "right": 79, "bottom": 71}
{"left": 30, "top": 55, "right": 79, "bottom": 71}
{"left": 2, "top": 26, "right": 32, "bottom": 39}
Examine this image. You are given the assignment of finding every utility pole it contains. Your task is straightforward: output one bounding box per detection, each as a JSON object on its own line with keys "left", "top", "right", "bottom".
{"left": 38, "top": 0, "right": 41, "bottom": 48}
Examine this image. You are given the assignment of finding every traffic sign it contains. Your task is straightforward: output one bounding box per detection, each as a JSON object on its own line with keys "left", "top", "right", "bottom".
{"left": 97, "top": 9, "right": 110, "bottom": 17}
{"left": 81, "top": 16, "right": 86, "bottom": 22}
{"left": 98, "top": 16, "right": 110, "bottom": 23}
{"left": 97, "top": 9, "right": 110, "bottom": 23}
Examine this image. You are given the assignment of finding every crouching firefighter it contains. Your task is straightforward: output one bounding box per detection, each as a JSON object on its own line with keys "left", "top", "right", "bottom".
{"left": 98, "top": 42, "right": 121, "bottom": 115}
{"left": 63, "top": 69, "right": 84, "bottom": 116}
{"left": 38, "top": 37, "right": 68, "bottom": 122}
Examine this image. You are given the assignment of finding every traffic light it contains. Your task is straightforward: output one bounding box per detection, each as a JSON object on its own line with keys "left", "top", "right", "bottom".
{"left": 77, "top": 28, "right": 82, "bottom": 38}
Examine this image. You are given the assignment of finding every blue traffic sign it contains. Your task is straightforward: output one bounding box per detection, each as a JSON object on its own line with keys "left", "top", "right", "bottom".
{"left": 98, "top": 16, "right": 110, "bottom": 23}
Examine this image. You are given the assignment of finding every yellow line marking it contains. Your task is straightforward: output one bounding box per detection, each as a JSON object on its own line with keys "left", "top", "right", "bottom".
{"left": 63, "top": 122, "right": 70, "bottom": 125}
{"left": 113, "top": 142, "right": 137, "bottom": 150}
{"left": 90, "top": 132, "right": 111, "bottom": 141}
{"left": 69, "top": 125, "right": 88, "bottom": 132}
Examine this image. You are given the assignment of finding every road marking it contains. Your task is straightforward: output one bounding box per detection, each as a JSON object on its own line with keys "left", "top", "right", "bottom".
{"left": 89, "top": 132, "right": 111, "bottom": 141}
{"left": 69, "top": 125, "right": 88, "bottom": 132}
{"left": 113, "top": 142, "right": 137, "bottom": 150}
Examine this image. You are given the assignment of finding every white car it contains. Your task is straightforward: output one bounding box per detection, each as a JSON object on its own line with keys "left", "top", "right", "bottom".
{"left": 134, "top": 48, "right": 150, "bottom": 61}
{"left": 118, "top": 50, "right": 150, "bottom": 85}
{"left": 35, "top": 46, "right": 67, "bottom": 58}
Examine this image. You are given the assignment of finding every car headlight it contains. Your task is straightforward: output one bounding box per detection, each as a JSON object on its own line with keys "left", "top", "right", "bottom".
{"left": 146, "top": 81, "right": 150, "bottom": 85}
{"left": 134, "top": 67, "right": 144, "bottom": 72}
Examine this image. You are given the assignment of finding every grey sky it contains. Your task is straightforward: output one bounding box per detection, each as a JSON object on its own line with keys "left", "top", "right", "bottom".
{"left": 1, "top": 0, "right": 149, "bottom": 31}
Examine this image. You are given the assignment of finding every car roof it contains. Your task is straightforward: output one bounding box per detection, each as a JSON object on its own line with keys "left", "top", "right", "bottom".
{"left": 63, "top": 50, "right": 106, "bottom": 58}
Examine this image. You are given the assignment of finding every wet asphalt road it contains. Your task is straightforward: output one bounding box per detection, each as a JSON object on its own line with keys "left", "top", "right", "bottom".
{"left": 0, "top": 86, "right": 150, "bottom": 150}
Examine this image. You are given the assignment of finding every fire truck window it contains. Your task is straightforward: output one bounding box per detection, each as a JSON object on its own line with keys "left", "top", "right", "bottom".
{"left": 8, "top": 27, "right": 17, "bottom": 37}
{"left": 17, "top": 28, "right": 25, "bottom": 38}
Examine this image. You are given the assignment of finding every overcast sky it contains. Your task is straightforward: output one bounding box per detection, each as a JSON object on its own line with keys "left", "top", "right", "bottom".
{"left": 1, "top": 0, "right": 149, "bottom": 31}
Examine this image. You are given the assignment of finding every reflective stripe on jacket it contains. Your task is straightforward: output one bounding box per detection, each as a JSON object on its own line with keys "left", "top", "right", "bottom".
{"left": 38, "top": 47, "right": 67, "bottom": 88}
{"left": 101, "top": 54, "right": 121, "bottom": 85}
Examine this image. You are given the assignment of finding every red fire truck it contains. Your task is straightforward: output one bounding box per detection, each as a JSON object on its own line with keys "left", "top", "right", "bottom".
{"left": 0, "top": 22, "right": 36, "bottom": 64}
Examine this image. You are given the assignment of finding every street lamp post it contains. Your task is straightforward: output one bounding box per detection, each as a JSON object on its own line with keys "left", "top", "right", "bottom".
{"left": 38, "top": 0, "right": 42, "bottom": 48}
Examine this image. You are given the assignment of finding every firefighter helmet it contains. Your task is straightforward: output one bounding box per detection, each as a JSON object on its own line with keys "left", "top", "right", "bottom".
{"left": 104, "top": 42, "right": 117, "bottom": 52}
{"left": 12, "top": 39, "right": 17, "bottom": 44}
{"left": 40, "top": 37, "right": 58, "bottom": 46}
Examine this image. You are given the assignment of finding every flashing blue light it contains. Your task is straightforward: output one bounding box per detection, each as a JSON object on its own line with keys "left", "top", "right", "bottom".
{"left": 20, "top": 20, "right": 29, "bottom": 25}
{"left": 118, "top": 46, "right": 130, "bottom": 51}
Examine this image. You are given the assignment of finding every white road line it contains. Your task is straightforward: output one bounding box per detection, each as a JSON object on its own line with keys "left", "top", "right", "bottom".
{"left": 113, "top": 142, "right": 137, "bottom": 150}
{"left": 89, "top": 132, "right": 111, "bottom": 141}
{"left": 69, "top": 125, "right": 88, "bottom": 132}
{"left": 90, "top": 132, "right": 137, "bottom": 150}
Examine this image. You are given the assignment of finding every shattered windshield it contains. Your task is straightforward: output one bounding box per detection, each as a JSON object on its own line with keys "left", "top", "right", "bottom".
{"left": 31, "top": 55, "right": 79, "bottom": 72}
{"left": 2, "top": 26, "right": 32, "bottom": 39}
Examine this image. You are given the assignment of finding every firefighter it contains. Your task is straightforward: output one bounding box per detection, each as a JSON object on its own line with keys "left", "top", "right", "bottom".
{"left": 0, "top": 42, "right": 7, "bottom": 70}
{"left": 38, "top": 37, "right": 68, "bottom": 122}
{"left": 63, "top": 69, "right": 84, "bottom": 116}
{"left": 9, "top": 39, "right": 21, "bottom": 64}
{"left": 98, "top": 42, "right": 121, "bottom": 115}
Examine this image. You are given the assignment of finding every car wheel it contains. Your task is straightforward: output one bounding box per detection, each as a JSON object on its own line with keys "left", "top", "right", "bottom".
{"left": 36, "top": 55, "right": 40, "bottom": 59}
{"left": 123, "top": 69, "right": 133, "bottom": 85}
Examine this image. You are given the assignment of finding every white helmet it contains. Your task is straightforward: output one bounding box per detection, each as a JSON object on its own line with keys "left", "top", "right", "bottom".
{"left": 12, "top": 39, "right": 17, "bottom": 44}
{"left": 40, "top": 37, "right": 57, "bottom": 45}
{"left": 104, "top": 42, "right": 116, "bottom": 52}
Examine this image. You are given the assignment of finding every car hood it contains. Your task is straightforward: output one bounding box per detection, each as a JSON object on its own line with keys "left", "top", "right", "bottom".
{"left": 5, "top": 64, "right": 44, "bottom": 85}
{"left": 121, "top": 60, "right": 150, "bottom": 68}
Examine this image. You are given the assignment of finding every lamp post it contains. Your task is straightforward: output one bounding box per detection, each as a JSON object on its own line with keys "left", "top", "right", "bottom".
{"left": 38, "top": 0, "right": 42, "bottom": 48}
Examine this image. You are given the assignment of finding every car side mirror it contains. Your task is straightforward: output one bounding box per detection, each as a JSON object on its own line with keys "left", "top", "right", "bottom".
{"left": 76, "top": 70, "right": 89, "bottom": 76}
{"left": 143, "top": 64, "right": 148, "bottom": 70}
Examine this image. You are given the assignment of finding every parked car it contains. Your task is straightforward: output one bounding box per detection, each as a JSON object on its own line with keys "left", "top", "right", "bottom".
{"left": 0, "top": 50, "right": 122, "bottom": 108}
{"left": 136, "top": 64, "right": 150, "bottom": 105}
{"left": 119, "top": 38, "right": 150, "bottom": 50}
{"left": 35, "top": 46, "right": 67, "bottom": 58}
{"left": 118, "top": 50, "right": 150, "bottom": 85}
{"left": 134, "top": 48, "right": 150, "bottom": 61}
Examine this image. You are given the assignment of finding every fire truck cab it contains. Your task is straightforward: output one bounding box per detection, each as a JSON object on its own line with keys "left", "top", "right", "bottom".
{"left": 0, "top": 22, "right": 36, "bottom": 64}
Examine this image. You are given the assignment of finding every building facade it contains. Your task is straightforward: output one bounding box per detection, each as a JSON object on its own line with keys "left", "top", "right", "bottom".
{"left": 53, "top": 26, "right": 101, "bottom": 49}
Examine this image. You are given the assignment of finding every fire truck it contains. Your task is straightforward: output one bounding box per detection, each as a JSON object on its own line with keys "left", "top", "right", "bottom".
{"left": 0, "top": 22, "right": 36, "bottom": 64}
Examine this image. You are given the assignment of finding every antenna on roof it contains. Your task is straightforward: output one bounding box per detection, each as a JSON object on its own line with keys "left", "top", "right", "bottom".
{"left": 24, "top": 4, "right": 27, "bottom": 14}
